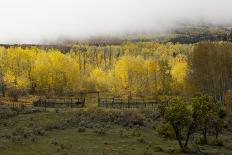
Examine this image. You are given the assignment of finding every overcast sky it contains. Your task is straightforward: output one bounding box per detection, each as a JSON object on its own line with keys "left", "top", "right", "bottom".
{"left": 0, "top": 0, "right": 232, "bottom": 44}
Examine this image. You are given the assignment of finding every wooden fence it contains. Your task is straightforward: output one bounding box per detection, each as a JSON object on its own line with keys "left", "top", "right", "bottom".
{"left": 33, "top": 97, "right": 85, "bottom": 108}
{"left": 98, "top": 98, "right": 159, "bottom": 110}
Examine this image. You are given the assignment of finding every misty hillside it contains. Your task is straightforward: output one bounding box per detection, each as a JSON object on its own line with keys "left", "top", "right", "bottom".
{"left": 0, "top": 25, "right": 232, "bottom": 53}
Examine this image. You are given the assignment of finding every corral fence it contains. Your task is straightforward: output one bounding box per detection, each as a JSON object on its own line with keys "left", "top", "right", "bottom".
{"left": 1, "top": 102, "right": 32, "bottom": 109}
{"left": 33, "top": 97, "right": 85, "bottom": 108}
{"left": 98, "top": 98, "right": 159, "bottom": 110}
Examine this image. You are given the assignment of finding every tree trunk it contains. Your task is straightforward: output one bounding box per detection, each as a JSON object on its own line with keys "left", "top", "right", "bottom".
{"left": 172, "top": 124, "right": 183, "bottom": 149}
{"left": 1, "top": 83, "right": 5, "bottom": 97}
{"left": 184, "top": 128, "right": 191, "bottom": 147}
{"left": 202, "top": 126, "right": 208, "bottom": 144}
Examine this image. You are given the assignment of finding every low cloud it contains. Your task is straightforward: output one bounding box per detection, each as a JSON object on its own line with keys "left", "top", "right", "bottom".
{"left": 0, "top": 0, "right": 232, "bottom": 44}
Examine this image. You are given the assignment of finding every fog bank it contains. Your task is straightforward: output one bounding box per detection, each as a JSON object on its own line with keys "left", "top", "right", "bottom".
{"left": 0, "top": 0, "right": 232, "bottom": 44}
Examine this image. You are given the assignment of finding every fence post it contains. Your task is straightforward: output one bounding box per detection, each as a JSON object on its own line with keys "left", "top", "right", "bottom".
{"left": 71, "top": 98, "right": 73, "bottom": 108}
{"left": 128, "top": 98, "right": 130, "bottom": 108}
{"left": 44, "top": 100, "right": 47, "bottom": 110}
{"left": 136, "top": 98, "right": 138, "bottom": 108}
{"left": 97, "top": 92, "right": 100, "bottom": 106}
{"left": 143, "top": 98, "right": 146, "bottom": 108}
{"left": 83, "top": 98, "right": 85, "bottom": 107}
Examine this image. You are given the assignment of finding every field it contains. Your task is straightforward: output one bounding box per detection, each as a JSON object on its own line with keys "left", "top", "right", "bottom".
{"left": 1, "top": 103, "right": 232, "bottom": 155}
{"left": 1, "top": 32, "right": 232, "bottom": 155}
{"left": 1, "top": 0, "right": 232, "bottom": 154}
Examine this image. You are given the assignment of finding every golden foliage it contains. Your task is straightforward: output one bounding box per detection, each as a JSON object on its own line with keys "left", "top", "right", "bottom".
{"left": 0, "top": 42, "right": 191, "bottom": 96}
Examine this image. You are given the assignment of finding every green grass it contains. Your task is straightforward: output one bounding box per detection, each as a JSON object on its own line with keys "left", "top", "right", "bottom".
{"left": 0, "top": 126, "right": 177, "bottom": 155}
{"left": 0, "top": 109, "right": 232, "bottom": 155}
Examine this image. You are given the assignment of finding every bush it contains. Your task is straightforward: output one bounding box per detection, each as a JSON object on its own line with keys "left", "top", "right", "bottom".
{"left": 153, "top": 146, "right": 163, "bottom": 152}
{"left": 194, "top": 137, "right": 207, "bottom": 145}
{"left": 11, "top": 135, "right": 23, "bottom": 143}
{"left": 158, "top": 104, "right": 167, "bottom": 116}
{"left": 218, "top": 108, "right": 226, "bottom": 119}
{"left": 78, "top": 127, "right": 86, "bottom": 132}
{"left": 137, "top": 137, "right": 147, "bottom": 144}
{"left": 209, "top": 138, "right": 224, "bottom": 146}
{"left": 166, "top": 146, "right": 176, "bottom": 154}
{"left": 51, "top": 138, "right": 59, "bottom": 146}
{"left": 33, "top": 127, "right": 46, "bottom": 136}
{"left": 55, "top": 108, "right": 59, "bottom": 113}
{"left": 131, "top": 128, "right": 142, "bottom": 137}
{"left": 157, "top": 123, "right": 175, "bottom": 138}
{"left": 79, "top": 120, "right": 87, "bottom": 127}
{"left": 5, "top": 127, "right": 31, "bottom": 144}
{"left": 189, "top": 144, "right": 201, "bottom": 154}
{"left": 138, "top": 109, "right": 159, "bottom": 120}
{"left": 74, "top": 108, "right": 148, "bottom": 128}
{"left": 31, "top": 136, "right": 37, "bottom": 143}
{"left": 94, "top": 127, "right": 106, "bottom": 135}
{"left": 118, "top": 110, "right": 145, "bottom": 127}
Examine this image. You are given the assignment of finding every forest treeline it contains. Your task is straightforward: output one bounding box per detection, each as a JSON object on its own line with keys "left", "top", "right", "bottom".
{"left": 0, "top": 41, "right": 232, "bottom": 100}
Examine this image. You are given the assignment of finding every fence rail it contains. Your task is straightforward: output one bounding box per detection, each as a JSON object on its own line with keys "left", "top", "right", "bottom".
{"left": 33, "top": 97, "right": 85, "bottom": 108}
{"left": 5, "top": 97, "right": 160, "bottom": 110}
{"left": 98, "top": 98, "right": 159, "bottom": 110}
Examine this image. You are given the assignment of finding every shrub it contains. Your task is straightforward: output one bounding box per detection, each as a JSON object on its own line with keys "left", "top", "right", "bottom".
{"left": 119, "top": 110, "right": 145, "bottom": 127}
{"left": 119, "top": 129, "right": 130, "bottom": 138}
{"left": 158, "top": 104, "right": 167, "bottom": 116}
{"left": 153, "top": 146, "right": 163, "bottom": 152}
{"left": 5, "top": 127, "right": 31, "bottom": 144}
{"left": 55, "top": 108, "right": 59, "bottom": 113}
{"left": 31, "top": 136, "right": 37, "bottom": 143}
{"left": 138, "top": 109, "right": 159, "bottom": 121}
{"left": 78, "top": 127, "right": 86, "bottom": 132}
{"left": 79, "top": 120, "right": 87, "bottom": 127}
{"left": 11, "top": 135, "right": 23, "bottom": 143}
{"left": 119, "top": 129, "right": 124, "bottom": 137}
{"left": 131, "top": 128, "right": 142, "bottom": 137}
{"left": 209, "top": 138, "right": 224, "bottom": 146}
{"left": 157, "top": 122, "right": 175, "bottom": 138}
{"left": 51, "top": 138, "right": 59, "bottom": 146}
{"left": 33, "top": 127, "right": 46, "bottom": 136}
{"left": 137, "top": 137, "right": 147, "bottom": 144}
{"left": 189, "top": 144, "right": 202, "bottom": 154}
{"left": 218, "top": 108, "right": 226, "bottom": 119}
{"left": 94, "top": 127, "right": 106, "bottom": 135}
{"left": 194, "top": 137, "right": 207, "bottom": 145}
{"left": 166, "top": 146, "right": 176, "bottom": 154}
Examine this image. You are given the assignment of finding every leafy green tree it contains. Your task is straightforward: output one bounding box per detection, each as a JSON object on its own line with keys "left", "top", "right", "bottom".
{"left": 159, "top": 94, "right": 226, "bottom": 150}
{"left": 160, "top": 97, "right": 192, "bottom": 150}
{"left": 191, "top": 94, "right": 219, "bottom": 144}
{"left": 210, "top": 116, "right": 224, "bottom": 140}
